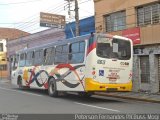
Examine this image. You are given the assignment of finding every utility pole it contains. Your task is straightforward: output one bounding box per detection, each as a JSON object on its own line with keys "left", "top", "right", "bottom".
{"left": 65, "top": 0, "right": 80, "bottom": 36}
{"left": 74, "top": 0, "right": 80, "bottom": 36}
{"left": 65, "top": 0, "right": 75, "bottom": 37}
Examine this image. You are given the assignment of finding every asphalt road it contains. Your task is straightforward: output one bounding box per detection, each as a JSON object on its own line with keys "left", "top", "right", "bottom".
{"left": 0, "top": 81, "right": 160, "bottom": 114}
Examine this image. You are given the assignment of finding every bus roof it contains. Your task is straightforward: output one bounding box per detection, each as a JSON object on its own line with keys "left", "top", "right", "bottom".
{"left": 16, "top": 33, "right": 132, "bottom": 54}
{"left": 17, "top": 34, "right": 91, "bottom": 53}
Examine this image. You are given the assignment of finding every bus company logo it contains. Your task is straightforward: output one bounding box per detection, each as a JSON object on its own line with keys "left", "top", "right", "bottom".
{"left": 120, "top": 62, "right": 129, "bottom": 66}
{"left": 97, "top": 60, "right": 105, "bottom": 64}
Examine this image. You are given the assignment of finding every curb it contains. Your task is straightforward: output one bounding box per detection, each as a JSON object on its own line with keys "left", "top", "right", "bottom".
{"left": 95, "top": 92, "right": 160, "bottom": 103}
{"left": 0, "top": 80, "right": 10, "bottom": 83}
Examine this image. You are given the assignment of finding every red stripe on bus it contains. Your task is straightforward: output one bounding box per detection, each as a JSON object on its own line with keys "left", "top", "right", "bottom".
{"left": 87, "top": 41, "right": 96, "bottom": 55}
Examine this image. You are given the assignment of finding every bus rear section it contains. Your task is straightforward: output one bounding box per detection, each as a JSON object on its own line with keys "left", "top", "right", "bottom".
{"left": 85, "top": 33, "right": 133, "bottom": 92}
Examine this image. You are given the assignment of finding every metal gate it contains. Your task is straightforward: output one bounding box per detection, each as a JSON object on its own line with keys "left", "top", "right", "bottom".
{"left": 140, "top": 56, "right": 150, "bottom": 83}
{"left": 158, "top": 56, "right": 160, "bottom": 92}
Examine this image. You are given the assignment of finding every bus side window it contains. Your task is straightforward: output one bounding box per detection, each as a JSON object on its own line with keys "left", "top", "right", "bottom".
{"left": 11, "top": 55, "right": 18, "bottom": 70}
{"left": 69, "top": 44, "right": 72, "bottom": 61}
{"left": 31, "top": 51, "right": 35, "bottom": 66}
{"left": 80, "top": 41, "right": 85, "bottom": 52}
{"left": 69, "top": 41, "right": 85, "bottom": 64}
{"left": 16, "top": 54, "right": 19, "bottom": 68}
{"left": 43, "top": 48, "right": 54, "bottom": 65}
{"left": 34, "top": 50, "right": 43, "bottom": 66}
{"left": 54, "top": 45, "right": 68, "bottom": 64}
{"left": 26, "top": 51, "right": 34, "bottom": 66}
{"left": 26, "top": 52, "right": 30, "bottom": 66}
{"left": 49, "top": 47, "right": 55, "bottom": 65}
{"left": 43, "top": 49, "right": 47, "bottom": 64}
{"left": 54, "top": 46, "right": 62, "bottom": 64}
{"left": 19, "top": 53, "right": 26, "bottom": 67}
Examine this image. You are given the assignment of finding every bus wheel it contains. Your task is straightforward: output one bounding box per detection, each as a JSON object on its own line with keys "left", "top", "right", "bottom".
{"left": 48, "top": 78, "right": 58, "bottom": 97}
{"left": 78, "top": 92, "right": 93, "bottom": 98}
{"left": 18, "top": 77, "right": 23, "bottom": 89}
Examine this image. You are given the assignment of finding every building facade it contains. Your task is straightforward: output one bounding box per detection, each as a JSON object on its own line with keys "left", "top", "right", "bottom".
{"left": 65, "top": 16, "right": 95, "bottom": 39}
{"left": 94, "top": 0, "right": 160, "bottom": 93}
{"left": 0, "top": 28, "right": 29, "bottom": 79}
{"left": 0, "top": 28, "right": 29, "bottom": 40}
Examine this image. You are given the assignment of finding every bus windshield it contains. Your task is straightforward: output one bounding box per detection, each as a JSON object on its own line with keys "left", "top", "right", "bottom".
{"left": 96, "top": 36, "right": 131, "bottom": 60}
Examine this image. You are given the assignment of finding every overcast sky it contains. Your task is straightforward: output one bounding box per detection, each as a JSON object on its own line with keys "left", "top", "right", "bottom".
{"left": 0, "top": 0, "right": 94, "bottom": 33}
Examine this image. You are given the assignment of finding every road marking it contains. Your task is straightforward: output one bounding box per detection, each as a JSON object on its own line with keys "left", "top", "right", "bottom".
{"left": 74, "top": 102, "right": 120, "bottom": 112}
{"left": 0, "top": 87, "right": 42, "bottom": 97}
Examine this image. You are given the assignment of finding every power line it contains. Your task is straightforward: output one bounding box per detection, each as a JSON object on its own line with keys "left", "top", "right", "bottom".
{"left": 16, "top": 6, "right": 67, "bottom": 32}
{"left": 0, "top": 0, "right": 93, "bottom": 33}
{"left": 26, "top": 8, "right": 160, "bottom": 34}
{"left": 0, "top": 0, "right": 44, "bottom": 5}
{"left": 15, "top": 1, "right": 68, "bottom": 30}
{"left": 5, "top": 1, "right": 67, "bottom": 30}
{"left": 0, "top": 21, "right": 38, "bottom": 24}
{"left": 16, "top": 0, "right": 93, "bottom": 33}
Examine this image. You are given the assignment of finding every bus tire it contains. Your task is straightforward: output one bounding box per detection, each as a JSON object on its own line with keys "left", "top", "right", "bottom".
{"left": 48, "top": 78, "right": 58, "bottom": 97}
{"left": 18, "top": 76, "right": 30, "bottom": 89}
{"left": 18, "top": 76, "right": 23, "bottom": 89}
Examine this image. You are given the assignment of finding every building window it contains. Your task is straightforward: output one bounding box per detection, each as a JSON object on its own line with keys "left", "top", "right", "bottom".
{"left": 0, "top": 64, "right": 7, "bottom": 71}
{"left": 105, "top": 11, "right": 126, "bottom": 32}
{"left": 137, "top": 3, "right": 160, "bottom": 26}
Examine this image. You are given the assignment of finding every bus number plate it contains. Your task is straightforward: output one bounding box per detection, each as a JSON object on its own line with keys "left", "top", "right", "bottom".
{"left": 106, "top": 88, "right": 118, "bottom": 92}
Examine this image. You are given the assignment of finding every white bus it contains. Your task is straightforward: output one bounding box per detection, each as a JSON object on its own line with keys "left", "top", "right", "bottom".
{"left": 11, "top": 33, "right": 133, "bottom": 97}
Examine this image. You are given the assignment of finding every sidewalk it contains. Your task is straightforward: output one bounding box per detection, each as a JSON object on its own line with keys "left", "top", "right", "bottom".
{"left": 95, "top": 92, "right": 160, "bottom": 103}
{"left": 0, "top": 79, "right": 10, "bottom": 83}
